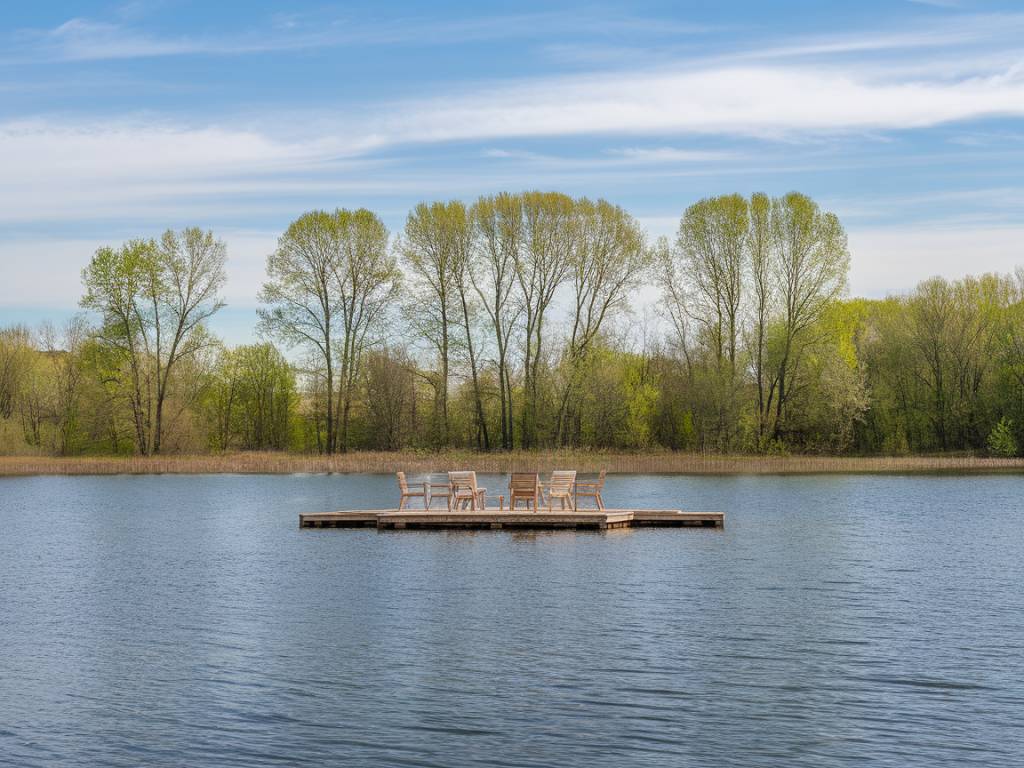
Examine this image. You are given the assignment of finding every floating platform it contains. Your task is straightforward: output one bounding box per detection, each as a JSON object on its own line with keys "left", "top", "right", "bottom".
{"left": 299, "top": 508, "right": 723, "bottom": 531}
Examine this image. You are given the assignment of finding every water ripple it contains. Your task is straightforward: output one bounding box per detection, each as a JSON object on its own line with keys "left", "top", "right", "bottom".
{"left": 1, "top": 472, "right": 1023, "bottom": 767}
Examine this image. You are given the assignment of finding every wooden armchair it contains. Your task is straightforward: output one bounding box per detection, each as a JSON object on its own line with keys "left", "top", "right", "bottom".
{"left": 575, "top": 469, "right": 606, "bottom": 510}
{"left": 508, "top": 472, "right": 540, "bottom": 511}
{"left": 448, "top": 471, "right": 487, "bottom": 511}
{"left": 396, "top": 471, "right": 428, "bottom": 510}
{"left": 426, "top": 474, "right": 452, "bottom": 509}
{"left": 543, "top": 470, "right": 576, "bottom": 510}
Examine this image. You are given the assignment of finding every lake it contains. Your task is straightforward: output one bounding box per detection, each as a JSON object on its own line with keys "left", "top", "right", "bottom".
{"left": 1, "top": 473, "right": 1023, "bottom": 766}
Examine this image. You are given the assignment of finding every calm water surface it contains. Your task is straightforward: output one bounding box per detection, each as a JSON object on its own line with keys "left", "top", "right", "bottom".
{"left": 1, "top": 473, "right": 1023, "bottom": 767}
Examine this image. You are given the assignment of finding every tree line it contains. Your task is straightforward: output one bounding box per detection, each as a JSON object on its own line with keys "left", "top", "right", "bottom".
{"left": 1, "top": 190, "right": 1022, "bottom": 457}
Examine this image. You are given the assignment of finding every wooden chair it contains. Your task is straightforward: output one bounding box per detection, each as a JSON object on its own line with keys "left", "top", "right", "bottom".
{"left": 575, "top": 469, "right": 606, "bottom": 510}
{"left": 426, "top": 475, "right": 452, "bottom": 509}
{"left": 396, "top": 471, "right": 428, "bottom": 510}
{"left": 508, "top": 472, "right": 540, "bottom": 511}
{"left": 448, "top": 471, "right": 487, "bottom": 511}
{"left": 543, "top": 470, "right": 576, "bottom": 510}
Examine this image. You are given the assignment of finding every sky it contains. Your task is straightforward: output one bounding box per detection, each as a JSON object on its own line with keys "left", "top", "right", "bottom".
{"left": 1, "top": 0, "right": 1023, "bottom": 343}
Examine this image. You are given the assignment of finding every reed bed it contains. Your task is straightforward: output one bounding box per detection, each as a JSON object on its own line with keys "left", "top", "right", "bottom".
{"left": 1, "top": 451, "right": 1023, "bottom": 476}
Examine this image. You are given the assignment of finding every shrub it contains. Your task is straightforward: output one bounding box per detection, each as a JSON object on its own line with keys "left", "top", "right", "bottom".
{"left": 987, "top": 417, "right": 1018, "bottom": 458}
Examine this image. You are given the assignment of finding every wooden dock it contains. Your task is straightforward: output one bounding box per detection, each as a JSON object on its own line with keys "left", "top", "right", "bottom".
{"left": 299, "top": 508, "right": 723, "bottom": 531}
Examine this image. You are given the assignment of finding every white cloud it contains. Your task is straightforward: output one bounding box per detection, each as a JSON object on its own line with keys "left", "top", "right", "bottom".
{"left": 0, "top": 120, "right": 324, "bottom": 178}
{"left": 2, "top": 12, "right": 1023, "bottom": 253}
{"left": 0, "top": 120, "right": 390, "bottom": 223}
{"left": 723, "top": 13, "right": 1020, "bottom": 62}
{"left": 376, "top": 62, "right": 1024, "bottom": 145}
{"left": 3, "top": 41, "right": 1024, "bottom": 224}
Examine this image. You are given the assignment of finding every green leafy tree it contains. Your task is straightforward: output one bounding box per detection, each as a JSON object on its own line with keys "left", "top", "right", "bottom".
{"left": 80, "top": 229, "right": 226, "bottom": 454}
{"left": 987, "top": 417, "right": 1018, "bottom": 457}
{"left": 556, "top": 198, "right": 651, "bottom": 446}
{"left": 260, "top": 209, "right": 399, "bottom": 453}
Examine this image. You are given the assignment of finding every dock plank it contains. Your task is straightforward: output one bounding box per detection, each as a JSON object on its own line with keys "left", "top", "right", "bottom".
{"left": 300, "top": 508, "right": 723, "bottom": 530}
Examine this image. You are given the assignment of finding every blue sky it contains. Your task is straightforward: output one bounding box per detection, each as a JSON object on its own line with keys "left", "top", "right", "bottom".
{"left": 2, "top": 0, "right": 1023, "bottom": 342}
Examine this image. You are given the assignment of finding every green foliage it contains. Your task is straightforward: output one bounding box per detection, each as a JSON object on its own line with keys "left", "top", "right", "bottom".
{"left": 5, "top": 192, "right": 1024, "bottom": 459}
{"left": 80, "top": 230, "right": 226, "bottom": 454}
{"left": 618, "top": 358, "right": 659, "bottom": 449}
{"left": 259, "top": 208, "right": 400, "bottom": 454}
{"left": 987, "top": 417, "right": 1018, "bottom": 458}
{"left": 204, "top": 343, "right": 297, "bottom": 452}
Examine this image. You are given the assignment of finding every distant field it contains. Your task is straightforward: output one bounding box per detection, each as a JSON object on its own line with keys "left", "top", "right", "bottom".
{"left": 1, "top": 451, "right": 1023, "bottom": 476}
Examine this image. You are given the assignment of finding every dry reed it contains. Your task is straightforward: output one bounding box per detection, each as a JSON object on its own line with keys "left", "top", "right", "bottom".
{"left": 1, "top": 451, "right": 1022, "bottom": 476}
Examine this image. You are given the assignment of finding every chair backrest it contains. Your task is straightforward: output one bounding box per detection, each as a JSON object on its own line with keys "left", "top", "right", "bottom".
{"left": 448, "top": 470, "right": 478, "bottom": 495}
{"left": 509, "top": 472, "right": 539, "bottom": 493}
{"left": 595, "top": 469, "right": 607, "bottom": 488}
{"left": 396, "top": 471, "right": 409, "bottom": 492}
{"left": 549, "top": 470, "right": 576, "bottom": 493}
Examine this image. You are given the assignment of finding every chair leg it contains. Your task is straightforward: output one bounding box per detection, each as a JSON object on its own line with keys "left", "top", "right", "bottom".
{"left": 399, "top": 495, "right": 406, "bottom": 510}
{"left": 596, "top": 493, "right": 603, "bottom": 511}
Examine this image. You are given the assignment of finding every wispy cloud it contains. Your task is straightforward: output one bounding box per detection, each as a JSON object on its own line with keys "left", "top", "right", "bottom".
{"left": 725, "top": 14, "right": 1020, "bottom": 61}
{"left": 482, "top": 146, "right": 733, "bottom": 166}
{"left": 370, "top": 61, "right": 1024, "bottom": 145}
{"left": 906, "top": 0, "right": 962, "bottom": 9}
{"left": 12, "top": 9, "right": 709, "bottom": 63}
{"left": 606, "top": 147, "right": 735, "bottom": 163}
{"left": 0, "top": 119, "right": 390, "bottom": 225}
{"left": 3, "top": 36, "right": 1024, "bottom": 225}
{"left": 3, "top": 8, "right": 1023, "bottom": 248}
{"left": 16, "top": 17, "right": 325, "bottom": 61}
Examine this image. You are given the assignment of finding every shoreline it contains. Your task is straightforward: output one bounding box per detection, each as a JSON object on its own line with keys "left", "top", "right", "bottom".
{"left": 1, "top": 451, "right": 1023, "bottom": 477}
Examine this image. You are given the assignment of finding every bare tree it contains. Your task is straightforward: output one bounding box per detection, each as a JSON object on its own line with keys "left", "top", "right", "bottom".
{"left": 747, "top": 192, "right": 774, "bottom": 444}
{"left": 39, "top": 317, "right": 91, "bottom": 455}
{"left": 363, "top": 346, "right": 415, "bottom": 450}
{"left": 471, "top": 193, "right": 523, "bottom": 450}
{"left": 333, "top": 209, "right": 401, "bottom": 452}
{"left": 259, "top": 211, "right": 343, "bottom": 452}
{"left": 401, "top": 202, "right": 459, "bottom": 445}
{"left": 515, "top": 191, "right": 576, "bottom": 448}
{"left": 446, "top": 203, "right": 491, "bottom": 449}
{"left": 556, "top": 198, "right": 650, "bottom": 445}
{"left": 151, "top": 229, "right": 226, "bottom": 453}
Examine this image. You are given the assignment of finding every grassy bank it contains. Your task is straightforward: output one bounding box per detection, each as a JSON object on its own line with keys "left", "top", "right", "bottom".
{"left": 1, "top": 451, "right": 1023, "bottom": 476}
